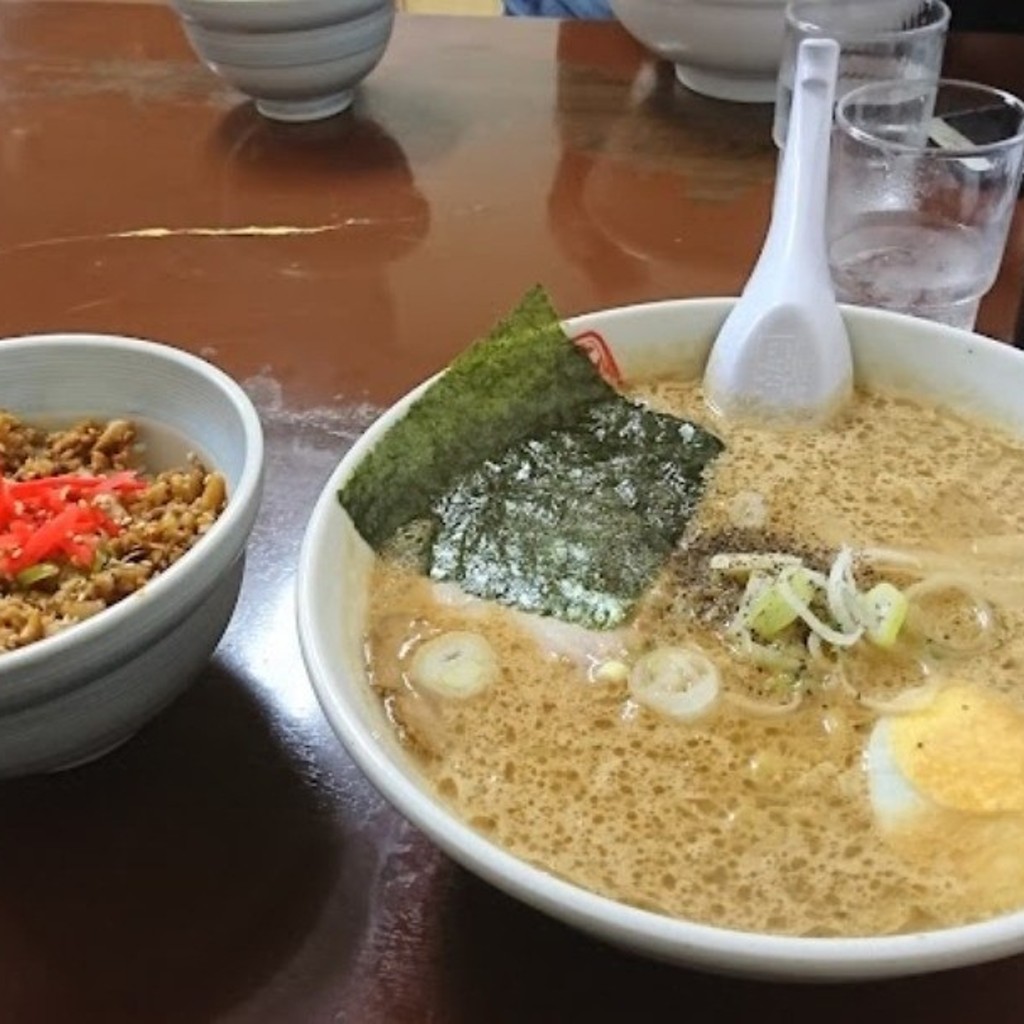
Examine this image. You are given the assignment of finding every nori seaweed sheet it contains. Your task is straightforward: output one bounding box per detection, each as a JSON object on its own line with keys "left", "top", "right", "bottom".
{"left": 339, "top": 287, "right": 723, "bottom": 629}
{"left": 340, "top": 286, "right": 614, "bottom": 549}
{"left": 429, "top": 399, "right": 723, "bottom": 628}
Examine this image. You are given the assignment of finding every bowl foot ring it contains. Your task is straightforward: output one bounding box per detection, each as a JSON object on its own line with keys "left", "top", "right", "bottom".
{"left": 256, "top": 89, "right": 355, "bottom": 123}
{"left": 673, "top": 63, "right": 775, "bottom": 104}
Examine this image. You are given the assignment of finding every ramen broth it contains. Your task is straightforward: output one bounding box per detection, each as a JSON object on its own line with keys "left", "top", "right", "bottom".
{"left": 363, "top": 380, "right": 1024, "bottom": 936}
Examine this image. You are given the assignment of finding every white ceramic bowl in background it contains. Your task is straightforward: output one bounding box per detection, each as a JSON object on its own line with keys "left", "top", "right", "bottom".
{"left": 0, "top": 335, "right": 264, "bottom": 778}
{"left": 171, "top": 0, "right": 394, "bottom": 123}
{"left": 610, "top": 0, "right": 788, "bottom": 103}
{"left": 297, "top": 298, "right": 1024, "bottom": 981}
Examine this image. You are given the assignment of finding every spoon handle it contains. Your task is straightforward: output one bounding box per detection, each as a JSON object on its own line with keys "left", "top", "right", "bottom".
{"left": 759, "top": 38, "right": 839, "bottom": 295}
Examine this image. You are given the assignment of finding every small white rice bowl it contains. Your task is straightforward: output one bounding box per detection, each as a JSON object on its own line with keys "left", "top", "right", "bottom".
{"left": 0, "top": 334, "right": 264, "bottom": 778}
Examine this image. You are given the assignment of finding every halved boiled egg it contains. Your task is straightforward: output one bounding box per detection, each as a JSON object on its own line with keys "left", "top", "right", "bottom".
{"left": 865, "top": 683, "right": 1024, "bottom": 901}
{"left": 867, "top": 683, "right": 1024, "bottom": 824}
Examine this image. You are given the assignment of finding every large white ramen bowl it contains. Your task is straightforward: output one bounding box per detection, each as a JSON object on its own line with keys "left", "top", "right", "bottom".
{"left": 0, "top": 335, "right": 264, "bottom": 778}
{"left": 296, "top": 298, "right": 1024, "bottom": 981}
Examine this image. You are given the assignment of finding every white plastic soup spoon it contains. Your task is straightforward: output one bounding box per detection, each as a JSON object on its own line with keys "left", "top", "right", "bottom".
{"left": 704, "top": 37, "right": 852, "bottom": 426}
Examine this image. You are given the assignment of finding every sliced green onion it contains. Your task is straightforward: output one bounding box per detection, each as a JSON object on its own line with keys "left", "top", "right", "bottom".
{"left": 722, "top": 547, "right": 910, "bottom": 660}
{"left": 409, "top": 631, "right": 499, "bottom": 699}
{"left": 747, "top": 566, "right": 816, "bottom": 639}
{"left": 15, "top": 562, "right": 60, "bottom": 588}
{"left": 592, "top": 659, "right": 629, "bottom": 684}
{"left": 776, "top": 566, "right": 863, "bottom": 648}
{"left": 859, "top": 581, "right": 909, "bottom": 648}
{"left": 826, "top": 545, "right": 863, "bottom": 634}
{"left": 709, "top": 552, "right": 803, "bottom": 577}
{"left": 628, "top": 646, "right": 721, "bottom": 722}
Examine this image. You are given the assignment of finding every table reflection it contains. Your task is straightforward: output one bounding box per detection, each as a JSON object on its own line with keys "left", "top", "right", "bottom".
{"left": 203, "top": 104, "right": 432, "bottom": 392}
{"left": 0, "top": 667, "right": 350, "bottom": 1019}
{"left": 547, "top": 24, "right": 778, "bottom": 307}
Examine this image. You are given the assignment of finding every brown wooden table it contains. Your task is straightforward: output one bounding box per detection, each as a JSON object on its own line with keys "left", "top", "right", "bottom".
{"left": 3, "top": 5, "right": 1024, "bottom": 1021}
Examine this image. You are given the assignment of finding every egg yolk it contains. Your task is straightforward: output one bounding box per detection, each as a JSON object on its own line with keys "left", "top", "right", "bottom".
{"left": 887, "top": 684, "right": 1024, "bottom": 814}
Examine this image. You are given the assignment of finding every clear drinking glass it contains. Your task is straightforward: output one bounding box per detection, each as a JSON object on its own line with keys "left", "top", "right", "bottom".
{"left": 827, "top": 79, "right": 1024, "bottom": 331}
{"left": 773, "top": 0, "right": 949, "bottom": 149}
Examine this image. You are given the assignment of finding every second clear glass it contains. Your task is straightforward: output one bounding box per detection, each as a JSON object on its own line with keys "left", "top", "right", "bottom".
{"left": 827, "top": 78, "right": 1024, "bottom": 331}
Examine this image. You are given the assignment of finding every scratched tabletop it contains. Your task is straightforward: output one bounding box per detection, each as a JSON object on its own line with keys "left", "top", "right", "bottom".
{"left": 3, "top": 5, "right": 1024, "bottom": 1022}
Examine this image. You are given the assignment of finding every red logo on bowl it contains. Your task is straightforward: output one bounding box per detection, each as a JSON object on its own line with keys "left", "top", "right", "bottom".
{"left": 573, "top": 330, "right": 622, "bottom": 385}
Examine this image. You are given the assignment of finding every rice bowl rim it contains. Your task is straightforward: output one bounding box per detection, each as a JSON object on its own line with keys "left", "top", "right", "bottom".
{"left": 0, "top": 332, "right": 264, "bottom": 680}
{"left": 296, "top": 296, "right": 1024, "bottom": 980}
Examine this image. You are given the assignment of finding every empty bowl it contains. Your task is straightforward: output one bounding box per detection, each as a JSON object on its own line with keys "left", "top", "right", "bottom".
{"left": 171, "top": 0, "right": 395, "bottom": 122}
{"left": 0, "top": 334, "right": 264, "bottom": 778}
{"left": 610, "top": 0, "right": 788, "bottom": 103}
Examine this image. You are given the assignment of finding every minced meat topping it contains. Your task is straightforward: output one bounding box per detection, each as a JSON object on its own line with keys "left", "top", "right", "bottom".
{"left": 0, "top": 411, "right": 227, "bottom": 654}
